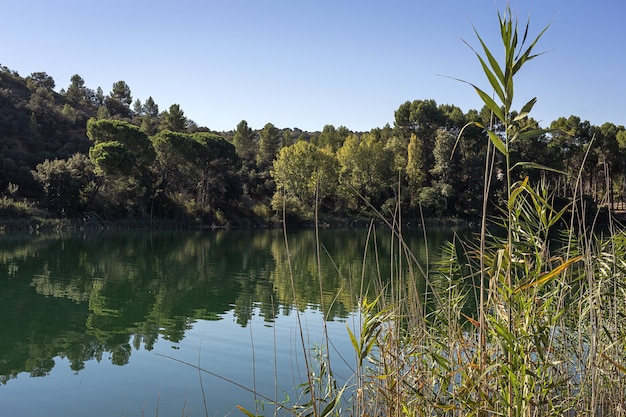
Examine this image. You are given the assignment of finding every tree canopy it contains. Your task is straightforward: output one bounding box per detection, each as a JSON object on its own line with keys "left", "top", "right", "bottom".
{"left": 0, "top": 64, "right": 624, "bottom": 227}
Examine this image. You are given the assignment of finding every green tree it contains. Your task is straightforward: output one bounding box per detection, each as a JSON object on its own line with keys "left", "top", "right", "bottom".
{"left": 281, "top": 129, "right": 293, "bottom": 148}
{"left": 151, "top": 130, "right": 241, "bottom": 219}
{"left": 593, "top": 122, "right": 624, "bottom": 207}
{"left": 336, "top": 132, "right": 394, "bottom": 210}
{"left": 394, "top": 99, "right": 445, "bottom": 183}
{"left": 26, "top": 72, "right": 55, "bottom": 91}
{"left": 140, "top": 114, "right": 158, "bottom": 136}
{"left": 27, "top": 87, "right": 59, "bottom": 136}
{"left": 87, "top": 119, "right": 156, "bottom": 216}
{"left": 257, "top": 122, "right": 281, "bottom": 168}
{"left": 394, "top": 99, "right": 444, "bottom": 139}
{"left": 65, "top": 74, "right": 88, "bottom": 105}
{"left": 384, "top": 135, "right": 409, "bottom": 174}
{"left": 132, "top": 99, "right": 144, "bottom": 116}
{"left": 232, "top": 120, "right": 257, "bottom": 163}
{"left": 440, "top": 103, "right": 466, "bottom": 130}
{"left": 105, "top": 81, "right": 132, "bottom": 118}
{"left": 96, "top": 106, "right": 111, "bottom": 120}
{"left": 94, "top": 87, "right": 105, "bottom": 107}
{"left": 406, "top": 133, "right": 426, "bottom": 207}
{"left": 160, "top": 104, "right": 187, "bottom": 132}
{"left": 617, "top": 128, "right": 626, "bottom": 208}
{"left": 191, "top": 132, "right": 241, "bottom": 211}
{"left": 110, "top": 81, "right": 132, "bottom": 106}
{"left": 314, "top": 124, "right": 347, "bottom": 152}
{"left": 549, "top": 116, "right": 594, "bottom": 198}
{"left": 271, "top": 141, "right": 338, "bottom": 219}
{"left": 427, "top": 128, "right": 458, "bottom": 213}
{"left": 61, "top": 104, "right": 77, "bottom": 125}
{"left": 32, "top": 153, "right": 96, "bottom": 216}
{"left": 29, "top": 112, "right": 41, "bottom": 141}
{"left": 144, "top": 96, "right": 159, "bottom": 118}
{"left": 454, "top": 109, "right": 489, "bottom": 217}
{"left": 87, "top": 119, "right": 154, "bottom": 162}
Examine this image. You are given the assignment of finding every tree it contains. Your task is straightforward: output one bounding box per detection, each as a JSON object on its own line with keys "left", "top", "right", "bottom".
{"left": 140, "top": 114, "right": 158, "bottom": 136}
{"left": 87, "top": 118, "right": 156, "bottom": 216}
{"left": 616, "top": 128, "right": 626, "bottom": 208}
{"left": 428, "top": 128, "right": 458, "bottom": 213}
{"left": 232, "top": 120, "right": 257, "bottom": 163}
{"left": 27, "top": 72, "right": 55, "bottom": 91}
{"left": 384, "top": 135, "right": 409, "bottom": 174}
{"left": 32, "top": 153, "right": 96, "bottom": 216}
{"left": 110, "top": 81, "right": 132, "bottom": 106}
{"left": 257, "top": 122, "right": 281, "bottom": 168}
{"left": 94, "top": 87, "right": 105, "bottom": 107}
{"left": 105, "top": 97, "right": 131, "bottom": 118}
{"left": 144, "top": 96, "right": 159, "bottom": 118}
{"left": 393, "top": 99, "right": 445, "bottom": 184}
{"left": 61, "top": 104, "right": 77, "bottom": 125}
{"left": 281, "top": 129, "right": 293, "bottom": 148}
{"left": 406, "top": 133, "right": 426, "bottom": 207}
{"left": 549, "top": 116, "right": 594, "bottom": 198}
{"left": 593, "top": 122, "right": 624, "bottom": 207}
{"left": 454, "top": 109, "right": 489, "bottom": 217}
{"left": 132, "top": 99, "right": 144, "bottom": 117}
{"left": 160, "top": 104, "right": 187, "bottom": 132}
{"left": 151, "top": 130, "right": 241, "bottom": 218}
{"left": 28, "top": 112, "right": 41, "bottom": 141}
{"left": 394, "top": 99, "right": 444, "bottom": 139}
{"left": 191, "top": 132, "right": 241, "bottom": 212}
{"left": 440, "top": 104, "right": 464, "bottom": 128}
{"left": 271, "top": 141, "right": 338, "bottom": 219}
{"left": 27, "top": 87, "right": 58, "bottom": 136}
{"left": 314, "top": 124, "right": 347, "bottom": 152}
{"left": 65, "top": 74, "right": 88, "bottom": 105}
{"left": 104, "top": 81, "right": 132, "bottom": 118}
{"left": 87, "top": 119, "right": 155, "bottom": 175}
{"left": 336, "top": 132, "right": 394, "bottom": 210}
{"left": 96, "top": 106, "right": 111, "bottom": 120}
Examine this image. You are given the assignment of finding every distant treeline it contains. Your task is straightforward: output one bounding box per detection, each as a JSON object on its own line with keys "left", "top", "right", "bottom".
{"left": 1, "top": 65, "right": 625, "bottom": 227}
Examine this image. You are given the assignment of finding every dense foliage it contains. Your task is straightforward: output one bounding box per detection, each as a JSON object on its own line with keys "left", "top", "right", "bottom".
{"left": 0, "top": 63, "right": 625, "bottom": 227}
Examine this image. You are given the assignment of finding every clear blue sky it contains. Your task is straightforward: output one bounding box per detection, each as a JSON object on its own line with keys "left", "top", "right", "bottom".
{"left": 1, "top": 0, "right": 624, "bottom": 132}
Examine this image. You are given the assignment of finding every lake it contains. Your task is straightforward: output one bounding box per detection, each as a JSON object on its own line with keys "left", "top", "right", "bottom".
{"left": 0, "top": 227, "right": 458, "bottom": 416}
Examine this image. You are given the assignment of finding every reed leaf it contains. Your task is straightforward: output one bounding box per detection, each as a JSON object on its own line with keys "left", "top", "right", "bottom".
{"left": 511, "top": 127, "right": 547, "bottom": 142}
{"left": 509, "top": 177, "right": 530, "bottom": 211}
{"left": 319, "top": 386, "right": 345, "bottom": 417}
{"left": 515, "top": 255, "right": 583, "bottom": 292}
{"left": 475, "top": 86, "right": 506, "bottom": 123}
{"left": 235, "top": 406, "right": 260, "bottom": 417}
{"left": 466, "top": 31, "right": 505, "bottom": 103}
{"left": 511, "top": 160, "right": 565, "bottom": 176}
{"left": 513, "top": 97, "right": 537, "bottom": 121}
{"left": 482, "top": 125, "right": 508, "bottom": 156}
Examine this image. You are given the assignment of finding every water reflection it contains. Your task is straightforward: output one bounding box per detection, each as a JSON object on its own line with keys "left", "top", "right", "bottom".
{"left": 0, "top": 228, "right": 454, "bottom": 386}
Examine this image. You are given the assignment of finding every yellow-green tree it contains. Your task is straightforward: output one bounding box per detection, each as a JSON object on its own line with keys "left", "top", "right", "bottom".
{"left": 271, "top": 140, "right": 338, "bottom": 220}
{"left": 336, "top": 132, "right": 395, "bottom": 210}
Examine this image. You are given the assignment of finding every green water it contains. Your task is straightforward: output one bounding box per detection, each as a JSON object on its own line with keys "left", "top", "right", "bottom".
{"left": 0, "top": 227, "right": 457, "bottom": 416}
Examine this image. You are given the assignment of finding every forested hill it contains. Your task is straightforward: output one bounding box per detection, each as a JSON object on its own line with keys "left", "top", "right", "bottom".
{"left": 0, "top": 67, "right": 92, "bottom": 194}
{"left": 1, "top": 64, "right": 625, "bottom": 228}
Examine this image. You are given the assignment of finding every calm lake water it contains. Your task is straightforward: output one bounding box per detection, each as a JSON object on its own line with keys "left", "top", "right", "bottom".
{"left": 0, "top": 227, "right": 458, "bottom": 416}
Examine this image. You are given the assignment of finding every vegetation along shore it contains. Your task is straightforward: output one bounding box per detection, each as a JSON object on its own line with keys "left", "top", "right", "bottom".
{"left": 2, "top": 3, "right": 626, "bottom": 416}
{"left": 1, "top": 10, "right": 625, "bottom": 231}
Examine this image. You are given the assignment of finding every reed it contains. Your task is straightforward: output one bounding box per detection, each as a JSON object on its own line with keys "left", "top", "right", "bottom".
{"left": 339, "top": 5, "right": 626, "bottom": 417}
{"left": 199, "top": 5, "right": 626, "bottom": 417}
